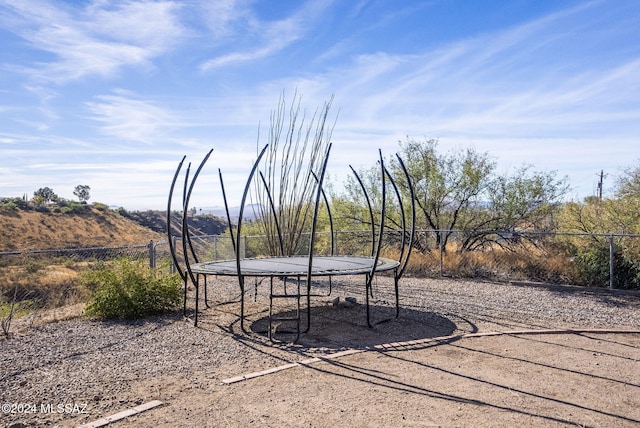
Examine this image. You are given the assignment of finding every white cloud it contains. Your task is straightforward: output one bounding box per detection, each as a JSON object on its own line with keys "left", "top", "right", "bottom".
{"left": 1, "top": 0, "right": 638, "bottom": 209}
{"left": 196, "top": 0, "right": 253, "bottom": 39}
{"left": 86, "top": 90, "right": 175, "bottom": 143}
{"left": 200, "top": 0, "right": 332, "bottom": 71}
{"left": 1, "top": 0, "right": 185, "bottom": 83}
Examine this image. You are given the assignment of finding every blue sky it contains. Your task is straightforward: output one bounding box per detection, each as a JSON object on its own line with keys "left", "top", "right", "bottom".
{"left": 1, "top": 0, "right": 639, "bottom": 210}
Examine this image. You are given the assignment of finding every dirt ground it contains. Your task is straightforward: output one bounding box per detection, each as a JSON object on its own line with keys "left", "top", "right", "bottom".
{"left": 129, "top": 331, "right": 640, "bottom": 428}
{"left": 4, "top": 277, "right": 640, "bottom": 428}
{"left": 109, "top": 298, "right": 640, "bottom": 427}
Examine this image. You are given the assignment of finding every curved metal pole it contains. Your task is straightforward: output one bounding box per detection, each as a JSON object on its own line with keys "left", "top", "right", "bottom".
{"left": 182, "top": 149, "right": 214, "bottom": 326}
{"left": 311, "top": 171, "right": 335, "bottom": 256}
{"left": 180, "top": 161, "right": 191, "bottom": 273}
{"left": 349, "top": 165, "right": 376, "bottom": 257}
{"left": 384, "top": 163, "right": 409, "bottom": 320}
{"left": 259, "top": 171, "right": 285, "bottom": 257}
{"left": 167, "top": 156, "right": 187, "bottom": 282}
{"left": 305, "top": 143, "right": 332, "bottom": 333}
{"left": 364, "top": 150, "right": 387, "bottom": 327}
{"left": 218, "top": 168, "right": 236, "bottom": 253}
{"left": 311, "top": 170, "right": 335, "bottom": 296}
{"left": 237, "top": 144, "right": 270, "bottom": 332}
{"left": 384, "top": 165, "right": 406, "bottom": 266}
{"left": 395, "top": 154, "right": 416, "bottom": 281}
{"left": 167, "top": 156, "right": 188, "bottom": 316}
{"left": 180, "top": 162, "right": 210, "bottom": 309}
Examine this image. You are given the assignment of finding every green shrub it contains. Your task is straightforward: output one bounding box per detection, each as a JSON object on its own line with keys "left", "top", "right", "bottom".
{"left": 0, "top": 201, "right": 18, "bottom": 211}
{"left": 83, "top": 258, "right": 181, "bottom": 320}
{"left": 572, "top": 245, "right": 639, "bottom": 289}
{"left": 115, "top": 206, "right": 130, "bottom": 217}
{"left": 24, "top": 261, "right": 43, "bottom": 274}
{"left": 0, "top": 197, "right": 30, "bottom": 211}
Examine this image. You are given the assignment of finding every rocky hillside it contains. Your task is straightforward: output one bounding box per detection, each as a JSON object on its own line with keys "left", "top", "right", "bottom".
{"left": 0, "top": 208, "right": 227, "bottom": 252}
{"left": 123, "top": 210, "right": 227, "bottom": 237}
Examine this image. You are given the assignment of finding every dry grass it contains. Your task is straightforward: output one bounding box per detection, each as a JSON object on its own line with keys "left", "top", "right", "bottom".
{"left": 401, "top": 243, "right": 572, "bottom": 284}
{"left": 0, "top": 207, "right": 165, "bottom": 334}
{"left": 0, "top": 208, "right": 163, "bottom": 251}
{"left": 0, "top": 260, "right": 100, "bottom": 336}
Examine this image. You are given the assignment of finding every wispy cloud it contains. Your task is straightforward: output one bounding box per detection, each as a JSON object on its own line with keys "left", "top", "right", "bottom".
{"left": 200, "top": 0, "right": 333, "bottom": 71}
{"left": 86, "top": 90, "right": 175, "bottom": 143}
{"left": 319, "top": 1, "right": 640, "bottom": 143}
{"left": 1, "top": 0, "right": 638, "bottom": 208}
{"left": 0, "top": 0, "right": 185, "bottom": 83}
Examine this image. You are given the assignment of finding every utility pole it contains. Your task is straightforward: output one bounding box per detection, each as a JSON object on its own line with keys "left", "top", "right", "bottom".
{"left": 597, "top": 170, "right": 605, "bottom": 201}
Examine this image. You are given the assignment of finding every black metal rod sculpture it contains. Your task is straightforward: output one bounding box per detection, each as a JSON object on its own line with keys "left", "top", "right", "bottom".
{"left": 218, "top": 168, "right": 236, "bottom": 253}
{"left": 304, "top": 142, "right": 333, "bottom": 332}
{"left": 349, "top": 150, "right": 416, "bottom": 326}
{"left": 168, "top": 146, "right": 416, "bottom": 340}
{"left": 167, "top": 149, "right": 214, "bottom": 326}
{"left": 349, "top": 165, "right": 376, "bottom": 258}
{"left": 311, "top": 170, "right": 335, "bottom": 297}
{"left": 311, "top": 171, "right": 336, "bottom": 256}
{"left": 258, "top": 171, "right": 285, "bottom": 257}
{"left": 236, "top": 144, "right": 270, "bottom": 332}
{"left": 167, "top": 156, "right": 187, "bottom": 315}
{"left": 394, "top": 154, "right": 416, "bottom": 282}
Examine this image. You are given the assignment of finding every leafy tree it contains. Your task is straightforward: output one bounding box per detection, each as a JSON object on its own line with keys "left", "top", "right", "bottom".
{"left": 33, "top": 187, "right": 58, "bottom": 204}
{"left": 560, "top": 162, "right": 640, "bottom": 236}
{"left": 340, "top": 137, "right": 569, "bottom": 253}
{"left": 73, "top": 185, "right": 91, "bottom": 203}
{"left": 615, "top": 163, "right": 640, "bottom": 200}
{"left": 557, "top": 162, "right": 640, "bottom": 289}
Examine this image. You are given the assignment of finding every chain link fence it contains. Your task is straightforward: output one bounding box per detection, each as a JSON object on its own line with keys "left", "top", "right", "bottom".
{"left": 2, "top": 230, "right": 639, "bottom": 336}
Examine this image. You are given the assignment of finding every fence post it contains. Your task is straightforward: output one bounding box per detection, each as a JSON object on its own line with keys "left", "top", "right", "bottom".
{"left": 439, "top": 232, "right": 444, "bottom": 278}
{"left": 609, "top": 234, "right": 615, "bottom": 289}
{"left": 148, "top": 240, "right": 155, "bottom": 269}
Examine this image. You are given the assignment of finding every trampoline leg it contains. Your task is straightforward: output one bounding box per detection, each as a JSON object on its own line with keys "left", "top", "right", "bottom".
{"left": 365, "top": 274, "right": 373, "bottom": 328}
{"left": 304, "top": 276, "right": 311, "bottom": 334}
{"left": 239, "top": 275, "right": 248, "bottom": 333}
{"left": 394, "top": 270, "right": 400, "bottom": 319}
{"left": 203, "top": 275, "right": 210, "bottom": 309}
{"left": 194, "top": 278, "right": 199, "bottom": 327}
{"left": 182, "top": 278, "right": 188, "bottom": 317}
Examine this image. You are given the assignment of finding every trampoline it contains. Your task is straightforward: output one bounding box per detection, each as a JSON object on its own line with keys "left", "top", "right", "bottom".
{"left": 190, "top": 255, "right": 402, "bottom": 341}
{"left": 168, "top": 143, "right": 417, "bottom": 342}
{"left": 191, "top": 255, "right": 399, "bottom": 277}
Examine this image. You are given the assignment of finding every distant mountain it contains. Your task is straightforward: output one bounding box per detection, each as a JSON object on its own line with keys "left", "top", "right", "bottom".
{"left": 199, "top": 204, "right": 263, "bottom": 221}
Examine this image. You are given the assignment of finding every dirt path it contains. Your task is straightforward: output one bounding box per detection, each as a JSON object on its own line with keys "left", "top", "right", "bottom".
{"left": 127, "top": 331, "right": 640, "bottom": 427}
{"left": 2, "top": 276, "right": 640, "bottom": 427}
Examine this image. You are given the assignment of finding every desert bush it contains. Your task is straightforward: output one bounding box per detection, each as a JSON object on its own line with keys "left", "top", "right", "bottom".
{"left": 571, "top": 245, "right": 639, "bottom": 289}
{"left": 24, "top": 260, "right": 43, "bottom": 274}
{"left": 54, "top": 200, "right": 88, "bottom": 214}
{"left": 83, "top": 258, "right": 181, "bottom": 320}
{"left": 114, "top": 206, "right": 130, "bottom": 217}
{"left": 0, "top": 197, "right": 30, "bottom": 211}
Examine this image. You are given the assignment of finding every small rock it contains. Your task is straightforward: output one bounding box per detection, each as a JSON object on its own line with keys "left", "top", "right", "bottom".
{"left": 338, "top": 300, "right": 354, "bottom": 309}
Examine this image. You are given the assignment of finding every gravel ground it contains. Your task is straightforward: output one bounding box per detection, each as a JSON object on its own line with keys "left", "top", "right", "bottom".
{"left": 1, "top": 276, "right": 639, "bottom": 427}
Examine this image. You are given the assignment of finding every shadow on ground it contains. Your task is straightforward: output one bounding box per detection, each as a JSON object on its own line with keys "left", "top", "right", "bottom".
{"left": 246, "top": 303, "right": 458, "bottom": 350}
